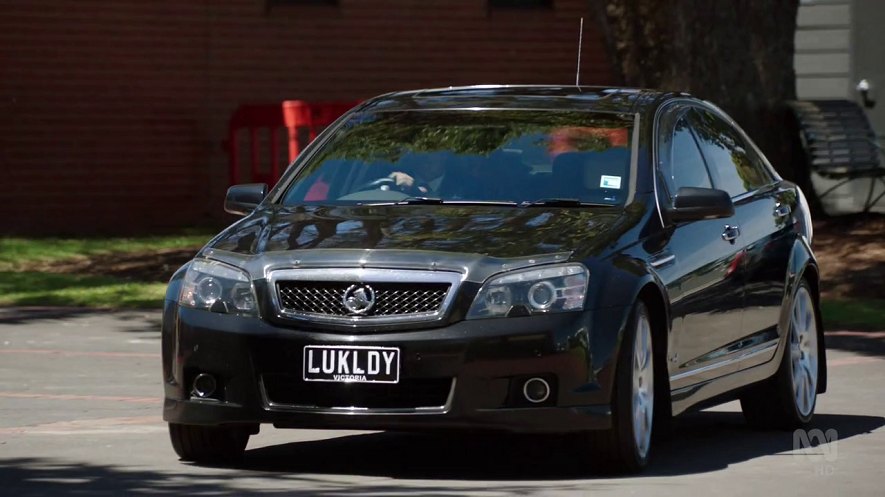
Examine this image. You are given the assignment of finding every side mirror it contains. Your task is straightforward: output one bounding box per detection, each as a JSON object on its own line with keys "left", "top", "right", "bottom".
{"left": 668, "top": 186, "right": 734, "bottom": 222}
{"left": 224, "top": 183, "right": 268, "bottom": 216}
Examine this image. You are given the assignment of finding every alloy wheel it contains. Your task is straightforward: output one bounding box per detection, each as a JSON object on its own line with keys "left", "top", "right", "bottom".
{"left": 632, "top": 311, "right": 654, "bottom": 459}
{"left": 790, "top": 286, "right": 818, "bottom": 418}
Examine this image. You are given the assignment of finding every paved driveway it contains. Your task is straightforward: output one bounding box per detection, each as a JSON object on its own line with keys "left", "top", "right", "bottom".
{"left": 1, "top": 307, "right": 883, "bottom": 496}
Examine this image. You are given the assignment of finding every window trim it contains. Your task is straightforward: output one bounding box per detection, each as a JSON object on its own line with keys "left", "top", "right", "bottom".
{"left": 688, "top": 106, "right": 777, "bottom": 200}
{"left": 655, "top": 99, "right": 780, "bottom": 207}
{"left": 651, "top": 100, "right": 687, "bottom": 228}
{"left": 656, "top": 107, "right": 716, "bottom": 201}
{"left": 700, "top": 100, "right": 782, "bottom": 183}
{"left": 651, "top": 97, "right": 782, "bottom": 227}
{"left": 694, "top": 102, "right": 781, "bottom": 201}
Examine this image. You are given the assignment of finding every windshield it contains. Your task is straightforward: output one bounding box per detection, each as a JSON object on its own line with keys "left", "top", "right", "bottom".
{"left": 280, "top": 109, "right": 634, "bottom": 206}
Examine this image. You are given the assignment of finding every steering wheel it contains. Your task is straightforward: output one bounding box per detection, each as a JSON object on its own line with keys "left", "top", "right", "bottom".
{"left": 357, "top": 177, "right": 400, "bottom": 192}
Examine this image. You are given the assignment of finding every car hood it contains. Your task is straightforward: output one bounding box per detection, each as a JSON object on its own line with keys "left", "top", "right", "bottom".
{"left": 202, "top": 204, "right": 640, "bottom": 279}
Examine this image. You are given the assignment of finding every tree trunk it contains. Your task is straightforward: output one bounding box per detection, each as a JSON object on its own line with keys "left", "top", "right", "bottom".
{"left": 597, "top": 0, "right": 800, "bottom": 178}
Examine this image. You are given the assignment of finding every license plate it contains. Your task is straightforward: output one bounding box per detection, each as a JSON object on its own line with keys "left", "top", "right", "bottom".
{"left": 303, "top": 345, "right": 400, "bottom": 384}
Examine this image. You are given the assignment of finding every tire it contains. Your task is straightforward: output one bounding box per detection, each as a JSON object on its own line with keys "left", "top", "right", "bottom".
{"left": 741, "top": 280, "right": 820, "bottom": 429}
{"left": 584, "top": 300, "right": 655, "bottom": 473}
{"left": 168, "top": 423, "right": 251, "bottom": 463}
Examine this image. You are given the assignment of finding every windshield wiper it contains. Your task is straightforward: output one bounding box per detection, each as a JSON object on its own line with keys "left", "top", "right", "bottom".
{"left": 389, "top": 198, "right": 518, "bottom": 206}
{"left": 359, "top": 198, "right": 520, "bottom": 207}
{"left": 395, "top": 196, "right": 445, "bottom": 205}
{"left": 440, "top": 200, "right": 519, "bottom": 206}
{"left": 520, "top": 198, "right": 610, "bottom": 208}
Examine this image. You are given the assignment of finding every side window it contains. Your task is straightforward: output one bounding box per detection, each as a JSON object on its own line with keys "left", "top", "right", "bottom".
{"left": 737, "top": 136, "right": 775, "bottom": 191}
{"left": 658, "top": 110, "right": 712, "bottom": 199}
{"left": 689, "top": 109, "right": 772, "bottom": 197}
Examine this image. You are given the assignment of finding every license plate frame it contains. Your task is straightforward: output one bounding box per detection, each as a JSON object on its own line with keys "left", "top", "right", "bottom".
{"left": 303, "top": 345, "right": 400, "bottom": 384}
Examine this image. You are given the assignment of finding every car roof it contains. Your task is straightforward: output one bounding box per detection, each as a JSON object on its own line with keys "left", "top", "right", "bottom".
{"left": 360, "top": 85, "right": 692, "bottom": 115}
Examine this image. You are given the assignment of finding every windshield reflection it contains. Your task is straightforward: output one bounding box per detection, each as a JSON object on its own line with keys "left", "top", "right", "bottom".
{"left": 281, "top": 110, "right": 634, "bottom": 207}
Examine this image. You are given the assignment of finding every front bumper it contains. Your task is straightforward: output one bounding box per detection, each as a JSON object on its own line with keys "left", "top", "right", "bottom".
{"left": 161, "top": 303, "right": 626, "bottom": 433}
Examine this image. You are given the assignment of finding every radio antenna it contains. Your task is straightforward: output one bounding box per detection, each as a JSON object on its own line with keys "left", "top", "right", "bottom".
{"left": 575, "top": 17, "right": 584, "bottom": 86}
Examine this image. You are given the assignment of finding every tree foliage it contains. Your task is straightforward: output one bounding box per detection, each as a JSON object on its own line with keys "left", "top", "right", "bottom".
{"left": 596, "top": 0, "right": 800, "bottom": 177}
{"left": 315, "top": 110, "right": 632, "bottom": 163}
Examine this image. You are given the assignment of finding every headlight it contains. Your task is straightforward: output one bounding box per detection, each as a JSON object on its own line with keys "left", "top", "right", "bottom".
{"left": 467, "top": 263, "right": 588, "bottom": 319}
{"left": 179, "top": 259, "right": 258, "bottom": 316}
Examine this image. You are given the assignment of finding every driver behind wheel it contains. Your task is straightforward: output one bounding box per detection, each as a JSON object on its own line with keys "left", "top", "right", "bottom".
{"left": 387, "top": 152, "right": 448, "bottom": 196}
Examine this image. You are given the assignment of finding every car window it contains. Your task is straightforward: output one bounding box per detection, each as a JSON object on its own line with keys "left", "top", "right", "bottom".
{"left": 658, "top": 111, "right": 712, "bottom": 198}
{"left": 688, "top": 108, "right": 773, "bottom": 197}
{"left": 280, "top": 109, "right": 635, "bottom": 206}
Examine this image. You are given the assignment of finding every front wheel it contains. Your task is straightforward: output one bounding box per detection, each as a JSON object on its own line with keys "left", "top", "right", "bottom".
{"left": 169, "top": 423, "right": 251, "bottom": 463}
{"left": 583, "top": 300, "right": 655, "bottom": 473}
{"left": 741, "top": 280, "right": 820, "bottom": 429}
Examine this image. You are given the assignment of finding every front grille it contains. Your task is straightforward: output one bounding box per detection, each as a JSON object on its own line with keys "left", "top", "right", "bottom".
{"left": 262, "top": 374, "right": 453, "bottom": 410}
{"left": 277, "top": 281, "right": 450, "bottom": 317}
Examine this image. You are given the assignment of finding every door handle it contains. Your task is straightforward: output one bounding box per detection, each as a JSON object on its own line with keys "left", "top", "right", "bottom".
{"left": 774, "top": 203, "right": 791, "bottom": 218}
{"left": 721, "top": 224, "right": 741, "bottom": 243}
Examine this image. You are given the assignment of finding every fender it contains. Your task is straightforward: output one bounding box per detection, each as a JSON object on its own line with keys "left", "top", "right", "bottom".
{"left": 585, "top": 254, "right": 671, "bottom": 397}
{"left": 782, "top": 236, "right": 827, "bottom": 393}
{"left": 166, "top": 263, "right": 190, "bottom": 297}
{"left": 161, "top": 262, "right": 191, "bottom": 391}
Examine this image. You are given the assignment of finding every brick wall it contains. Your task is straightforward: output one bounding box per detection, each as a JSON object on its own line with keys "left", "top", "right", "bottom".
{"left": 0, "top": 0, "right": 614, "bottom": 235}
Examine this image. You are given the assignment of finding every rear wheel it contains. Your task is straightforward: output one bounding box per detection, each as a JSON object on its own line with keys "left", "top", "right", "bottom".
{"left": 168, "top": 423, "right": 251, "bottom": 463}
{"left": 585, "top": 300, "right": 654, "bottom": 473}
{"left": 741, "top": 280, "right": 819, "bottom": 428}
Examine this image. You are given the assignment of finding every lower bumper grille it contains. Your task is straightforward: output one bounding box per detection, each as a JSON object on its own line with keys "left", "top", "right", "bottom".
{"left": 261, "top": 374, "right": 453, "bottom": 411}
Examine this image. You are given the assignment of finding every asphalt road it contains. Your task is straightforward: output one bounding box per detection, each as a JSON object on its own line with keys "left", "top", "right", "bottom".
{"left": 1, "top": 307, "right": 883, "bottom": 496}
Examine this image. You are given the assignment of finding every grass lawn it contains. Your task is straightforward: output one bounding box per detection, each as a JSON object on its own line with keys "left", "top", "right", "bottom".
{"left": 0, "top": 272, "right": 167, "bottom": 309}
{"left": 820, "top": 299, "right": 885, "bottom": 331}
{"left": 0, "top": 232, "right": 212, "bottom": 269}
{"left": 0, "top": 233, "right": 212, "bottom": 309}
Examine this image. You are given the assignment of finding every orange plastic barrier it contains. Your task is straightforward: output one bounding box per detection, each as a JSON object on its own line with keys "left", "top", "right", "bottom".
{"left": 227, "top": 100, "right": 358, "bottom": 186}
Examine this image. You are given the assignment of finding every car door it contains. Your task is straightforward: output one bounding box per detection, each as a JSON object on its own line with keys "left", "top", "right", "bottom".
{"left": 653, "top": 105, "right": 746, "bottom": 385}
{"left": 691, "top": 107, "right": 795, "bottom": 343}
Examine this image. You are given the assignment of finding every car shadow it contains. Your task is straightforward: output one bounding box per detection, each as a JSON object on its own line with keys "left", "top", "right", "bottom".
{"left": 0, "top": 306, "right": 109, "bottom": 325}
{"left": 0, "top": 306, "right": 162, "bottom": 334}
{"left": 237, "top": 411, "right": 884, "bottom": 479}
{"left": 645, "top": 410, "right": 879, "bottom": 476}
{"left": 0, "top": 456, "right": 581, "bottom": 496}
{"left": 1, "top": 413, "right": 880, "bottom": 495}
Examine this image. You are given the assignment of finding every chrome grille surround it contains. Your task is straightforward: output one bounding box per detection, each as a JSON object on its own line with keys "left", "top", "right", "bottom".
{"left": 267, "top": 268, "right": 464, "bottom": 325}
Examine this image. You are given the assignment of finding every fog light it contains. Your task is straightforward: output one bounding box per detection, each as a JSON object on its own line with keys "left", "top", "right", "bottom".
{"left": 192, "top": 373, "right": 217, "bottom": 399}
{"left": 523, "top": 377, "right": 550, "bottom": 404}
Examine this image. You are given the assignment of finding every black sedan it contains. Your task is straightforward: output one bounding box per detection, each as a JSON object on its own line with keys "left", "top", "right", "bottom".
{"left": 162, "top": 86, "right": 825, "bottom": 473}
